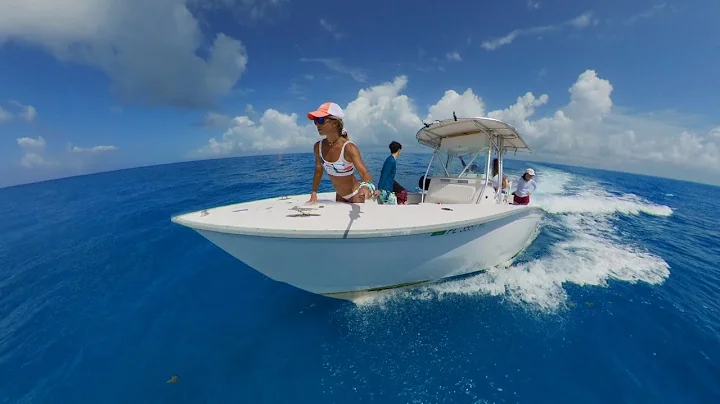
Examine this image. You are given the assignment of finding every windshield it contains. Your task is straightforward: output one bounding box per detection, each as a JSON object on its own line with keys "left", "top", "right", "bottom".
{"left": 429, "top": 150, "right": 489, "bottom": 178}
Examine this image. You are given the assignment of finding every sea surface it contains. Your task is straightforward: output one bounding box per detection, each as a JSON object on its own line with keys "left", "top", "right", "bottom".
{"left": 1, "top": 152, "right": 719, "bottom": 403}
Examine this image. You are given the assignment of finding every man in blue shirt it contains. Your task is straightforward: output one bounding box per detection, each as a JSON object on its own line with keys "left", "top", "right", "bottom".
{"left": 377, "top": 141, "right": 407, "bottom": 204}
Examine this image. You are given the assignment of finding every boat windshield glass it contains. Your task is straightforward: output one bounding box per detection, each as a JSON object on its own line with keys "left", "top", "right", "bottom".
{"left": 429, "top": 150, "right": 489, "bottom": 178}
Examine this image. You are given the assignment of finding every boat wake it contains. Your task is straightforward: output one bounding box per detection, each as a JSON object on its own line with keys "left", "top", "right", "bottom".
{"left": 353, "top": 166, "right": 673, "bottom": 312}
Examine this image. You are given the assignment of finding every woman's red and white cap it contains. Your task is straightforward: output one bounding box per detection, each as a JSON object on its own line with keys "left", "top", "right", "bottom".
{"left": 307, "top": 102, "right": 345, "bottom": 120}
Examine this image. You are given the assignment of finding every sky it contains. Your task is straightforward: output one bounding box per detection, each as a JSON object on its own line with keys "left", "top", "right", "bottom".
{"left": 1, "top": 0, "right": 719, "bottom": 188}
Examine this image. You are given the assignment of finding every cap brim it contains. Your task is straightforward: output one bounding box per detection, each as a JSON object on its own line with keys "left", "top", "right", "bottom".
{"left": 307, "top": 110, "right": 330, "bottom": 120}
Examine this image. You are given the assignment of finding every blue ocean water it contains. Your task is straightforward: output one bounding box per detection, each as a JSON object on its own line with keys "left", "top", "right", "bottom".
{"left": 1, "top": 152, "right": 719, "bottom": 403}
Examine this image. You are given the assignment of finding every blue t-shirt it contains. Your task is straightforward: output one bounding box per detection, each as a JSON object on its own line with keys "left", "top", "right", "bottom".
{"left": 377, "top": 155, "right": 397, "bottom": 192}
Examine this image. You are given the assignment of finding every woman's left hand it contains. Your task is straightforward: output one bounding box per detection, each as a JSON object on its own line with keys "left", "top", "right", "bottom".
{"left": 361, "top": 187, "right": 373, "bottom": 199}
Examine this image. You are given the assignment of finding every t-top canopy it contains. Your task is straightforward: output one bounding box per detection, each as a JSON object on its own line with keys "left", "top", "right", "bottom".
{"left": 416, "top": 116, "right": 531, "bottom": 153}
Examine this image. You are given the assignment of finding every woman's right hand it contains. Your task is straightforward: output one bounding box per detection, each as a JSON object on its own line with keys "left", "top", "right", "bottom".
{"left": 306, "top": 191, "right": 318, "bottom": 205}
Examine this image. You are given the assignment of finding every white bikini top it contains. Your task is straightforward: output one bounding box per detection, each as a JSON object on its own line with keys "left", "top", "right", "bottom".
{"left": 319, "top": 140, "right": 355, "bottom": 177}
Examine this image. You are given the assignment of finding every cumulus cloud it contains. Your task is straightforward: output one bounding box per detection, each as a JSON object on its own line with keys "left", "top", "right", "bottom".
{"left": 196, "top": 69, "right": 720, "bottom": 183}
{"left": 342, "top": 76, "right": 423, "bottom": 145}
{"left": 17, "top": 136, "right": 51, "bottom": 168}
{"left": 481, "top": 11, "right": 594, "bottom": 50}
{"left": 15, "top": 135, "right": 119, "bottom": 171}
{"left": 710, "top": 127, "right": 720, "bottom": 139}
{"left": 488, "top": 92, "right": 549, "bottom": 124}
{"left": 0, "top": 0, "right": 250, "bottom": 108}
{"left": 426, "top": 89, "right": 485, "bottom": 122}
{"left": 198, "top": 110, "right": 318, "bottom": 155}
{"left": 197, "top": 76, "right": 423, "bottom": 155}
{"left": 486, "top": 70, "right": 720, "bottom": 175}
{"left": 17, "top": 136, "right": 46, "bottom": 149}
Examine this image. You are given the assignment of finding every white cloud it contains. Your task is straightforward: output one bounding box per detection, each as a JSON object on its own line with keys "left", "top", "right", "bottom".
{"left": 319, "top": 18, "right": 344, "bottom": 40}
{"left": 1, "top": 101, "right": 37, "bottom": 122}
{"left": 17, "top": 136, "right": 51, "bottom": 168}
{"left": 17, "top": 136, "right": 46, "bottom": 149}
{"left": 446, "top": 52, "right": 462, "bottom": 62}
{"left": 300, "top": 58, "right": 367, "bottom": 82}
{"left": 481, "top": 11, "right": 594, "bottom": 50}
{"left": 198, "top": 110, "right": 318, "bottom": 155}
{"left": 484, "top": 70, "right": 720, "bottom": 176}
{"left": 527, "top": 1, "right": 540, "bottom": 10}
{"left": 426, "top": 89, "right": 485, "bottom": 122}
{"left": 0, "top": 106, "right": 13, "bottom": 123}
{"left": 569, "top": 12, "right": 593, "bottom": 29}
{"left": 196, "top": 69, "right": 720, "bottom": 184}
{"left": 624, "top": 3, "right": 667, "bottom": 25}
{"left": 488, "top": 92, "right": 549, "bottom": 124}
{"left": 197, "top": 76, "right": 423, "bottom": 154}
{"left": 0, "top": 0, "right": 250, "bottom": 108}
{"left": 343, "top": 76, "right": 423, "bottom": 145}
{"left": 9, "top": 101, "right": 37, "bottom": 121}
{"left": 564, "top": 69, "right": 613, "bottom": 124}
{"left": 710, "top": 127, "right": 720, "bottom": 139}
{"left": 20, "top": 153, "right": 51, "bottom": 169}
{"left": 15, "top": 136, "right": 119, "bottom": 171}
{"left": 70, "top": 145, "right": 118, "bottom": 153}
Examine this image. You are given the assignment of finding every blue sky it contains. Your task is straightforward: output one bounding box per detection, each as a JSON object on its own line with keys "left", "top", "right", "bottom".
{"left": 1, "top": 0, "right": 719, "bottom": 187}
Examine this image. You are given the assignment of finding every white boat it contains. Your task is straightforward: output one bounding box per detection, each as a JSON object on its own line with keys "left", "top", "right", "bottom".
{"left": 171, "top": 116, "right": 544, "bottom": 300}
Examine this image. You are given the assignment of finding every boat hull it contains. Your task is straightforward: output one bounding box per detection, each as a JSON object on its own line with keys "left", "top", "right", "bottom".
{"left": 192, "top": 206, "right": 543, "bottom": 299}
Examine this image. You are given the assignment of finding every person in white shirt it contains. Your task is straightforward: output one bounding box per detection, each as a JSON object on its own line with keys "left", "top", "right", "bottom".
{"left": 490, "top": 158, "right": 508, "bottom": 191}
{"left": 512, "top": 168, "right": 536, "bottom": 205}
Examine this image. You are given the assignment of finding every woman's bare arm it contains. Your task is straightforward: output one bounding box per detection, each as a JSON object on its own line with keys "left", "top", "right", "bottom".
{"left": 345, "top": 143, "right": 373, "bottom": 183}
{"left": 306, "top": 142, "right": 323, "bottom": 204}
{"left": 311, "top": 142, "right": 323, "bottom": 192}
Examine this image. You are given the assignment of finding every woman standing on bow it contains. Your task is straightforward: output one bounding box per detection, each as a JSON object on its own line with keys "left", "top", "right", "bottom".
{"left": 306, "top": 102, "right": 376, "bottom": 204}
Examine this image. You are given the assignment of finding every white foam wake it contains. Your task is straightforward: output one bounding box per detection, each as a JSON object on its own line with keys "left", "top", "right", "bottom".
{"left": 528, "top": 166, "right": 673, "bottom": 217}
{"left": 353, "top": 166, "right": 673, "bottom": 312}
{"left": 533, "top": 189, "right": 673, "bottom": 216}
{"left": 425, "top": 214, "right": 670, "bottom": 311}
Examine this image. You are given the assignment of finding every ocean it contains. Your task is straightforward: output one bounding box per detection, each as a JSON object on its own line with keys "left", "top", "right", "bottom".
{"left": 1, "top": 152, "right": 719, "bottom": 403}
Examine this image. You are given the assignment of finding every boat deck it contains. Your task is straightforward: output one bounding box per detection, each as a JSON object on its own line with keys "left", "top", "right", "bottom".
{"left": 171, "top": 192, "right": 539, "bottom": 239}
